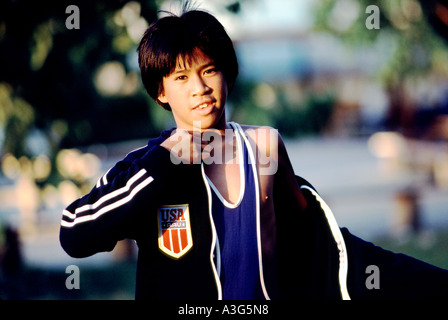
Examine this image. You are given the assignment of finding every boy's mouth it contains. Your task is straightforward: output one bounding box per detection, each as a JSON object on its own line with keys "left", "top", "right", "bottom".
{"left": 193, "top": 100, "right": 216, "bottom": 115}
{"left": 194, "top": 99, "right": 215, "bottom": 109}
{"left": 196, "top": 103, "right": 211, "bottom": 110}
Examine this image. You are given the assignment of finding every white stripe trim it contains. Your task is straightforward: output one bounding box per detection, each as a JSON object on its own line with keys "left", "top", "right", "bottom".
{"left": 96, "top": 168, "right": 112, "bottom": 188}
{"left": 300, "top": 185, "right": 351, "bottom": 300}
{"left": 102, "top": 172, "right": 109, "bottom": 186}
{"left": 61, "top": 175, "right": 154, "bottom": 228}
{"left": 204, "top": 127, "right": 245, "bottom": 208}
{"left": 201, "top": 163, "right": 223, "bottom": 300}
{"left": 75, "top": 169, "right": 148, "bottom": 215}
{"left": 94, "top": 145, "right": 146, "bottom": 189}
{"left": 232, "top": 122, "right": 271, "bottom": 301}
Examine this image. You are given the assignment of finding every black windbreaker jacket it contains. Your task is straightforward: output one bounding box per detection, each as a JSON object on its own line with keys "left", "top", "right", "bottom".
{"left": 60, "top": 123, "right": 448, "bottom": 300}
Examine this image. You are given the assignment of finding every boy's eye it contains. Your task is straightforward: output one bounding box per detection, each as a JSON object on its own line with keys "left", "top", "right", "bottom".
{"left": 175, "top": 75, "right": 187, "bottom": 81}
{"left": 204, "top": 68, "right": 217, "bottom": 75}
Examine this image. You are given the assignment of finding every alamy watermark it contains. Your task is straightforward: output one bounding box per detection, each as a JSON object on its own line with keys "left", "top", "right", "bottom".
{"left": 365, "top": 265, "right": 380, "bottom": 290}
{"left": 164, "top": 121, "right": 279, "bottom": 176}
{"left": 64, "top": 4, "right": 381, "bottom": 31}
{"left": 65, "top": 5, "right": 80, "bottom": 30}
{"left": 365, "top": 5, "right": 380, "bottom": 30}
{"left": 65, "top": 264, "right": 80, "bottom": 290}
{"left": 63, "top": 264, "right": 380, "bottom": 292}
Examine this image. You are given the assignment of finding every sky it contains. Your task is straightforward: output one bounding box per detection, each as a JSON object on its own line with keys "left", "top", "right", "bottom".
{"left": 160, "top": 0, "right": 316, "bottom": 40}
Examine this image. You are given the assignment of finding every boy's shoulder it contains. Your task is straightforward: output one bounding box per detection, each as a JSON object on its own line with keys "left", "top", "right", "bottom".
{"left": 236, "top": 123, "right": 282, "bottom": 155}
{"left": 237, "top": 123, "right": 281, "bottom": 143}
{"left": 121, "top": 128, "right": 175, "bottom": 162}
{"left": 237, "top": 123, "right": 278, "bottom": 135}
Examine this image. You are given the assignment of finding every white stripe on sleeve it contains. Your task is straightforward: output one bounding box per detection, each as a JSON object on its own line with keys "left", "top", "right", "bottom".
{"left": 61, "top": 170, "right": 153, "bottom": 227}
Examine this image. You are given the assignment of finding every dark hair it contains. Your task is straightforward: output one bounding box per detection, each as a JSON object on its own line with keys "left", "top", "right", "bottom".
{"left": 137, "top": 9, "right": 239, "bottom": 111}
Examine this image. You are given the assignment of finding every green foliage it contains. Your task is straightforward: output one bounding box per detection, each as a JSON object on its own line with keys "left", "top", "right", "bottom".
{"left": 0, "top": 83, "right": 35, "bottom": 157}
{"left": 375, "top": 229, "right": 448, "bottom": 270}
{"left": 0, "top": 0, "right": 160, "bottom": 155}
{"left": 312, "top": 0, "right": 448, "bottom": 84}
{"left": 228, "top": 78, "right": 336, "bottom": 137}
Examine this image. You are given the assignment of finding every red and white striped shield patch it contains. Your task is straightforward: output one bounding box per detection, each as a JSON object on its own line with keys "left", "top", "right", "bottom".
{"left": 157, "top": 204, "right": 193, "bottom": 259}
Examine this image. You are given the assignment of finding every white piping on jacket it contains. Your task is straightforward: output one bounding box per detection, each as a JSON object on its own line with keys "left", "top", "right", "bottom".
{"left": 300, "top": 185, "right": 351, "bottom": 300}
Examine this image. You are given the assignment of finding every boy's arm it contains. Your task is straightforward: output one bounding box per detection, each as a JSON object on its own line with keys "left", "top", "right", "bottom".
{"left": 59, "top": 145, "right": 174, "bottom": 258}
{"left": 243, "top": 124, "right": 307, "bottom": 210}
{"left": 276, "top": 130, "right": 308, "bottom": 210}
{"left": 342, "top": 228, "right": 448, "bottom": 299}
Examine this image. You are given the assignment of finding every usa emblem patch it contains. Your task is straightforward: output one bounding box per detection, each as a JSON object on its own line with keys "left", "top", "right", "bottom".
{"left": 157, "top": 204, "right": 193, "bottom": 259}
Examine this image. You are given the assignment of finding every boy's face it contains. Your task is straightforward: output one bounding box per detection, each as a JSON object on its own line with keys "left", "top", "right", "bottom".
{"left": 158, "top": 49, "right": 228, "bottom": 131}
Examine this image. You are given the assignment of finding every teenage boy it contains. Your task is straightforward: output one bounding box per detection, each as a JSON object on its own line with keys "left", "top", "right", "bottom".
{"left": 60, "top": 8, "right": 448, "bottom": 300}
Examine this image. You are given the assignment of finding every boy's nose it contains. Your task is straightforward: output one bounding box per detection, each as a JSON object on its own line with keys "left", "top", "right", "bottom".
{"left": 191, "top": 75, "right": 211, "bottom": 96}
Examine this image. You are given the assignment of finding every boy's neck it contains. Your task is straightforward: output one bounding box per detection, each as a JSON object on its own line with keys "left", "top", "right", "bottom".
{"left": 180, "top": 121, "right": 232, "bottom": 134}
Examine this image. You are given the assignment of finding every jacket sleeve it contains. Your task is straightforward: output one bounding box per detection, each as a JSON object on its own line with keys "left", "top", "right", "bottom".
{"left": 59, "top": 145, "right": 175, "bottom": 258}
{"left": 294, "top": 175, "right": 448, "bottom": 299}
{"left": 342, "top": 228, "right": 448, "bottom": 299}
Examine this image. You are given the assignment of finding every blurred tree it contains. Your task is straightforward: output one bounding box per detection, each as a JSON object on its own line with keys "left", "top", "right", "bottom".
{"left": 0, "top": 0, "right": 160, "bottom": 157}
{"left": 0, "top": 83, "right": 35, "bottom": 157}
{"left": 313, "top": 0, "right": 448, "bottom": 138}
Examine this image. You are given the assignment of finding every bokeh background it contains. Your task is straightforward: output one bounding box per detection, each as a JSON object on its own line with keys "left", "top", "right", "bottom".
{"left": 1, "top": 0, "right": 448, "bottom": 299}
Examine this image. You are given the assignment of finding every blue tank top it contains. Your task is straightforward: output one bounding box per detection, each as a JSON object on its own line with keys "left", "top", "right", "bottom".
{"left": 206, "top": 125, "right": 265, "bottom": 300}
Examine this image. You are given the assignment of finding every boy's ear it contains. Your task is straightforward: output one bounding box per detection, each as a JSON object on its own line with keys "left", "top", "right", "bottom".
{"left": 158, "top": 92, "right": 168, "bottom": 104}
